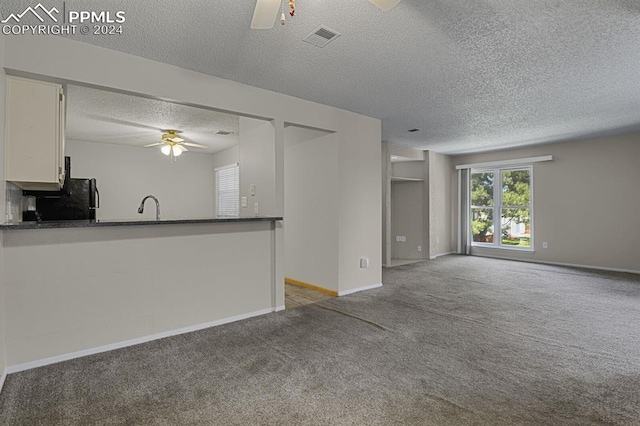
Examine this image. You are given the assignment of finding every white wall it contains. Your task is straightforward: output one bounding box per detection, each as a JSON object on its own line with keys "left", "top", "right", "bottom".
{"left": 211, "top": 145, "right": 240, "bottom": 170}
{"left": 238, "top": 117, "right": 276, "bottom": 217}
{"left": 2, "top": 223, "right": 274, "bottom": 366}
{"left": 452, "top": 134, "right": 640, "bottom": 273}
{"left": 389, "top": 144, "right": 425, "bottom": 162}
{"left": 66, "top": 140, "right": 215, "bottom": 220}
{"left": 337, "top": 112, "right": 382, "bottom": 291}
{"left": 284, "top": 126, "right": 339, "bottom": 291}
{"left": 391, "top": 161, "right": 424, "bottom": 180}
{"left": 0, "top": 30, "right": 6, "bottom": 380}
{"left": 211, "top": 145, "right": 240, "bottom": 215}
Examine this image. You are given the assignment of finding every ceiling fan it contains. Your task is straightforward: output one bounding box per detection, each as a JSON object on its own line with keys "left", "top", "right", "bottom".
{"left": 143, "top": 130, "right": 208, "bottom": 163}
{"left": 251, "top": 0, "right": 403, "bottom": 29}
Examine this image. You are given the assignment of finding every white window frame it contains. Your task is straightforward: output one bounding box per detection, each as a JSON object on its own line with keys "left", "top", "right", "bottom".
{"left": 215, "top": 163, "right": 239, "bottom": 217}
{"left": 470, "top": 165, "right": 534, "bottom": 252}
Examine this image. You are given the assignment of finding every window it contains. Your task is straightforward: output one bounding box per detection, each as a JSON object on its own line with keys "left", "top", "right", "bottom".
{"left": 216, "top": 163, "right": 239, "bottom": 217}
{"left": 471, "top": 167, "right": 532, "bottom": 250}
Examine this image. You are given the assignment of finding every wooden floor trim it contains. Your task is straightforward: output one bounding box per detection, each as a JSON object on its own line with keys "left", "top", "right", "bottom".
{"left": 284, "top": 278, "right": 338, "bottom": 297}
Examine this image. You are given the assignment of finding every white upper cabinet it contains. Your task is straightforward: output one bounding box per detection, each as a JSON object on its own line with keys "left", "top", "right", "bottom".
{"left": 5, "top": 76, "right": 66, "bottom": 191}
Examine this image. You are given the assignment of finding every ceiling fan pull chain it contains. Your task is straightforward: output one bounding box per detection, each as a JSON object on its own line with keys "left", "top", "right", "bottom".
{"left": 280, "top": 0, "right": 294, "bottom": 25}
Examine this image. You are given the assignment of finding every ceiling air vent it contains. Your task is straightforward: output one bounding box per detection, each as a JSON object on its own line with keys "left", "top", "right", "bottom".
{"left": 408, "top": 128, "right": 421, "bottom": 133}
{"left": 216, "top": 130, "right": 233, "bottom": 135}
{"left": 303, "top": 26, "right": 341, "bottom": 48}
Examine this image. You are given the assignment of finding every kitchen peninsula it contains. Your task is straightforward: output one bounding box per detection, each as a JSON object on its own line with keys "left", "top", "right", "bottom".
{"left": 0, "top": 72, "right": 287, "bottom": 371}
{"left": 0, "top": 34, "right": 381, "bottom": 383}
{"left": 0, "top": 217, "right": 284, "bottom": 371}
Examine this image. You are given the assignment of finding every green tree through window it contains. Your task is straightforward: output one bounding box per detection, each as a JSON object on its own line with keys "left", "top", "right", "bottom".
{"left": 471, "top": 172, "right": 494, "bottom": 243}
{"left": 471, "top": 167, "right": 532, "bottom": 249}
{"left": 501, "top": 170, "right": 531, "bottom": 246}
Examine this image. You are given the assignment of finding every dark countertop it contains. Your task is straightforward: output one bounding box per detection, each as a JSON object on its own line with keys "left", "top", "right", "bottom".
{"left": 0, "top": 217, "right": 283, "bottom": 230}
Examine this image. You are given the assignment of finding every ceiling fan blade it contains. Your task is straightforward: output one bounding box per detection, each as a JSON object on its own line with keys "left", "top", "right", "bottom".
{"left": 251, "top": 0, "right": 280, "bottom": 29}
{"left": 369, "top": 0, "right": 403, "bottom": 12}
{"left": 182, "top": 142, "right": 208, "bottom": 149}
{"left": 143, "top": 142, "right": 164, "bottom": 148}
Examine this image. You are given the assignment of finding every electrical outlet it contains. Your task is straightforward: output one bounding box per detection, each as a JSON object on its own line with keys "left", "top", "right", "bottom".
{"left": 418, "top": 246, "right": 422, "bottom": 252}
{"left": 396, "top": 236, "right": 407, "bottom": 242}
{"left": 250, "top": 184, "right": 256, "bottom": 196}
{"left": 543, "top": 242, "right": 548, "bottom": 249}
{"left": 241, "top": 197, "right": 248, "bottom": 208}
{"left": 360, "top": 257, "right": 369, "bottom": 269}
{"left": 254, "top": 203, "right": 260, "bottom": 215}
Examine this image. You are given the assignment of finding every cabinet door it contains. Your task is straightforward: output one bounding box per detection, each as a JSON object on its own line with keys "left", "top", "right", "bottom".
{"left": 5, "top": 77, "right": 63, "bottom": 190}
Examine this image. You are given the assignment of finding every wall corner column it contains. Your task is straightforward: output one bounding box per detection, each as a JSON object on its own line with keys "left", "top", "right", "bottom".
{"left": 382, "top": 142, "right": 391, "bottom": 267}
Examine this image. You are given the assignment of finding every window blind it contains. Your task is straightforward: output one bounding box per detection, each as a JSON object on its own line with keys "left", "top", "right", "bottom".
{"left": 216, "top": 164, "right": 239, "bottom": 217}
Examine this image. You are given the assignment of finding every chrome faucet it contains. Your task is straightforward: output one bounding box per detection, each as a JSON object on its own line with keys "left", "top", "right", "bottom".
{"left": 138, "top": 195, "right": 161, "bottom": 220}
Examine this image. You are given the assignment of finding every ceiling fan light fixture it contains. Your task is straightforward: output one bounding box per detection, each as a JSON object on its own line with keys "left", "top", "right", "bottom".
{"left": 161, "top": 144, "right": 184, "bottom": 157}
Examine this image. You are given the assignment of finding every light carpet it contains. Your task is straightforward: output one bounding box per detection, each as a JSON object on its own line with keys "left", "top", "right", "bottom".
{"left": 1, "top": 255, "right": 639, "bottom": 425}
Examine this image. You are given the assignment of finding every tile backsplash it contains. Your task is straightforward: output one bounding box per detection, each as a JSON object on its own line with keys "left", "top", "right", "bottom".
{"left": 5, "top": 182, "right": 22, "bottom": 223}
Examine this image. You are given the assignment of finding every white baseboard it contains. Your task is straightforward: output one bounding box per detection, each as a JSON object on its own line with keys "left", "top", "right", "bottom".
{"left": 338, "top": 282, "right": 383, "bottom": 297}
{"left": 473, "top": 253, "right": 640, "bottom": 275}
{"left": 275, "top": 305, "right": 286, "bottom": 312}
{"left": 6, "top": 307, "right": 276, "bottom": 375}
{"left": 0, "top": 369, "right": 7, "bottom": 394}
{"left": 429, "top": 251, "right": 455, "bottom": 260}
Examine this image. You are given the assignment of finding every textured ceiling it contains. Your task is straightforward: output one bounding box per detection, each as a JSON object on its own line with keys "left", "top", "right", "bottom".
{"left": 66, "top": 86, "right": 239, "bottom": 153}
{"left": 3, "top": 0, "right": 640, "bottom": 154}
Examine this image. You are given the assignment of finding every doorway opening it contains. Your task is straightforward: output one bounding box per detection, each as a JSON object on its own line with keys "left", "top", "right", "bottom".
{"left": 283, "top": 123, "right": 338, "bottom": 309}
